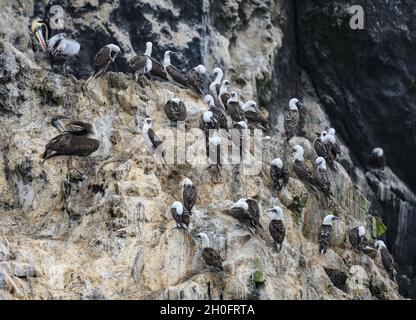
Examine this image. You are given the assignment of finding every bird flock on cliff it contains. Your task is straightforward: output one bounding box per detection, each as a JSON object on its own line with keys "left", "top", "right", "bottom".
{"left": 30, "top": 17, "right": 395, "bottom": 282}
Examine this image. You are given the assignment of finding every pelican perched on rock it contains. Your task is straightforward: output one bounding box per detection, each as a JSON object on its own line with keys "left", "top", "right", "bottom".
{"left": 164, "top": 98, "right": 186, "bottom": 126}
{"left": 31, "top": 18, "right": 50, "bottom": 53}
{"left": 194, "top": 233, "right": 223, "bottom": 271}
{"left": 270, "top": 158, "right": 289, "bottom": 191}
{"left": 42, "top": 118, "right": 100, "bottom": 175}
{"left": 314, "top": 157, "right": 332, "bottom": 202}
{"left": 319, "top": 215, "right": 340, "bottom": 255}
{"left": 369, "top": 147, "right": 386, "bottom": 170}
{"left": 92, "top": 44, "right": 121, "bottom": 79}
{"left": 171, "top": 201, "right": 190, "bottom": 231}
{"left": 163, "top": 50, "right": 188, "bottom": 88}
{"left": 182, "top": 178, "right": 197, "bottom": 214}
{"left": 349, "top": 226, "right": 371, "bottom": 252}
{"left": 242, "top": 100, "right": 269, "bottom": 131}
{"left": 186, "top": 64, "right": 206, "bottom": 96}
{"left": 142, "top": 118, "right": 165, "bottom": 166}
{"left": 204, "top": 95, "right": 229, "bottom": 131}
{"left": 219, "top": 80, "right": 231, "bottom": 109}
{"left": 268, "top": 206, "right": 286, "bottom": 252}
{"left": 284, "top": 98, "right": 304, "bottom": 140}
{"left": 128, "top": 41, "right": 153, "bottom": 80}
{"left": 375, "top": 240, "right": 396, "bottom": 280}
{"left": 226, "top": 92, "right": 245, "bottom": 122}
{"left": 292, "top": 145, "right": 316, "bottom": 187}
{"left": 209, "top": 67, "right": 223, "bottom": 102}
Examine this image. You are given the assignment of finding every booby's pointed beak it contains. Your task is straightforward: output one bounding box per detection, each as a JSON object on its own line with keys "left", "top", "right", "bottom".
{"left": 332, "top": 216, "right": 341, "bottom": 221}
{"left": 315, "top": 132, "right": 321, "bottom": 137}
{"left": 35, "top": 29, "right": 48, "bottom": 53}
{"left": 297, "top": 102, "right": 305, "bottom": 108}
{"left": 267, "top": 209, "right": 275, "bottom": 213}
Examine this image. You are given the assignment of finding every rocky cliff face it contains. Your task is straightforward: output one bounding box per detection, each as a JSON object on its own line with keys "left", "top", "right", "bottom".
{"left": 0, "top": 0, "right": 412, "bottom": 299}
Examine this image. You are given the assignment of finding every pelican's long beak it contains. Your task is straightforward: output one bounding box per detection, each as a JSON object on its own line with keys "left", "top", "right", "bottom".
{"left": 35, "top": 29, "right": 48, "bottom": 53}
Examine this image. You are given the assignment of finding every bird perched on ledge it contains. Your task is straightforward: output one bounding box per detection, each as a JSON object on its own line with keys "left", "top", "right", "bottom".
{"left": 186, "top": 64, "right": 206, "bottom": 96}
{"left": 319, "top": 214, "right": 340, "bottom": 255}
{"left": 194, "top": 233, "right": 224, "bottom": 272}
{"left": 284, "top": 98, "right": 304, "bottom": 141}
{"left": 268, "top": 206, "right": 286, "bottom": 252}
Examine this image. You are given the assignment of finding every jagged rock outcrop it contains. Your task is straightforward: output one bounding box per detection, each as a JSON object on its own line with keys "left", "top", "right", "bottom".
{"left": 0, "top": 0, "right": 411, "bottom": 299}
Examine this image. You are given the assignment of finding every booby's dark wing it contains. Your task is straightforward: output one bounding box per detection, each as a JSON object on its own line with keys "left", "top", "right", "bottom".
{"left": 380, "top": 247, "right": 395, "bottom": 279}
{"left": 199, "top": 114, "right": 219, "bottom": 137}
{"left": 183, "top": 185, "right": 197, "bottom": 213}
{"left": 148, "top": 128, "right": 163, "bottom": 150}
{"left": 181, "top": 207, "right": 191, "bottom": 230}
{"left": 164, "top": 100, "right": 187, "bottom": 123}
{"left": 93, "top": 46, "right": 111, "bottom": 78}
{"left": 202, "top": 247, "right": 223, "bottom": 271}
{"left": 166, "top": 65, "right": 188, "bottom": 87}
{"left": 220, "top": 92, "right": 230, "bottom": 109}
{"left": 210, "top": 106, "right": 229, "bottom": 130}
{"left": 226, "top": 101, "right": 245, "bottom": 122}
{"left": 269, "top": 220, "right": 285, "bottom": 252}
{"left": 348, "top": 228, "right": 360, "bottom": 251}
{"left": 330, "top": 142, "right": 341, "bottom": 161}
{"left": 244, "top": 110, "right": 269, "bottom": 130}
{"left": 319, "top": 224, "right": 332, "bottom": 255}
{"left": 284, "top": 110, "right": 299, "bottom": 140}
{"left": 315, "top": 168, "right": 332, "bottom": 200}
{"left": 149, "top": 57, "right": 168, "bottom": 81}
{"left": 43, "top": 133, "right": 99, "bottom": 160}
{"left": 129, "top": 54, "right": 148, "bottom": 75}
{"left": 270, "top": 165, "right": 289, "bottom": 191}
{"left": 246, "top": 199, "right": 263, "bottom": 229}
{"left": 293, "top": 159, "right": 316, "bottom": 186}
{"left": 186, "top": 69, "right": 205, "bottom": 95}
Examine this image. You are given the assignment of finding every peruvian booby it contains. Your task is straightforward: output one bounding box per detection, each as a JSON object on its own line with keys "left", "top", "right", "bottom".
{"left": 226, "top": 92, "right": 245, "bottom": 122}
{"left": 375, "top": 240, "right": 396, "bottom": 280}
{"left": 164, "top": 98, "right": 187, "bottom": 126}
{"left": 163, "top": 51, "right": 188, "bottom": 88}
{"left": 313, "top": 130, "right": 334, "bottom": 168}
{"left": 182, "top": 178, "right": 197, "bottom": 214}
{"left": 207, "top": 136, "right": 222, "bottom": 182}
{"left": 268, "top": 206, "right": 286, "bottom": 252}
{"left": 245, "top": 198, "right": 263, "bottom": 231}
{"left": 186, "top": 64, "right": 206, "bottom": 96}
{"left": 194, "top": 233, "right": 224, "bottom": 271}
{"left": 92, "top": 44, "right": 121, "bottom": 79}
{"left": 349, "top": 226, "right": 371, "bottom": 252}
{"left": 369, "top": 147, "right": 386, "bottom": 170}
{"left": 142, "top": 118, "right": 166, "bottom": 166}
{"left": 171, "top": 201, "right": 190, "bottom": 231}
{"left": 270, "top": 158, "right": 289, "bottom": 191}
{"left": 314, "top": 157, "right": 332, "bottom": 202}
{"left": 230, "top": 198, "right": 262, "bottom": 235}
{"left": 327, "top": 128, "right": 341, "bottom": 161}
{"left": 284, "top": 98, "right": 303, "bottom": 140}
{"left": 219, "top": 80, "right": 231, "bottom": 109}
{"left": 231, "top": 121, "right": 248, "bottom": 161}
{"left": 209, "top": 67, "right": 223, "bottom": 101}
{"left": 42, "top": 118, "right": 100, "bottom": 175}
{"left": 204, "top": 95, "right": 229, "bottom": 131}
{"left": 31, "top": 18, "right": 51, "bottom": 53}
{"left": 200, "top": 111, "right": 220, "bottom": 143}
{"left": 319, "top": 214, "right": 340, "bottom": 255}
{"left": 128, "top": 41, "right": 153, "bottom": 80}
{"left": 292, "top": 145, "right": 316, "bottom": 187}
{"left": 242, "top": 100, "right": 269, "bottom": 131}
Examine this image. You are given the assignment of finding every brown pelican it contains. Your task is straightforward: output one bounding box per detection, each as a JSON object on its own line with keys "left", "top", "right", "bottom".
{"left": 92, "top": 44, "right": 121, "bottom": 79}
{"left": 204, "top": 95, "right": 229, "bottom": 131}
{"left": 292, "top": 145, "right": 316, "bottom": 187}
{"left": 319, "top": 214, "right": 340, "bottom": 255}
{"left": 209, "top": 67, "right": 223, "bottom": 100}
{"left": 219, "top": 80, "right": 231, "bottom": 109}
{"left": 186, "top": 64, "right": 206, "bottom": 96}
{"left": 313, "top": 130, "right": 334, "bottom": 168}
{"left": 226, "top": 92, "right": 245, "bottom": 122}
{"left": 268, "top": 206, "right": 286, "bottom": 252}
{"left": 128, "top": 41, "right": 153, "bottom": 80}
{"left": 375, "top": 240, "right": 396, "bottom": 280}
{"left": 194, "top": 233, "right": 223, "bottom": 271}
{"left": 171, "top": 201, "right": 190, "bottom": 231}
{"left": 369, "top": 147, "right": 386, "bottom": 170}
{"left": 142, "top": 118, "right": 165, "bottom": 166}
{"left": 270, "top": 158, "right": 289, "bottom": 191}
{"left": 314, "top": 157, "right": 332, "bottom": 202}
{"left": 182, "top": 178, "right": 197, "bottom": 214}
{"left": 349, "top": 226, "right": 371, "bottom": 252}
{"left": 242, "top": 100, "right": 269, "bottom": 131}
{"left": 42, "top": 118, "right": 100, "bottom": 175}
{"left": 284, "top": 98, "right": 304, "bottom": 141}
{"left": 163, "top": 51, "right": 188, "bottom": 88}
{"left": 164, "top": 98, "right": 186, "bottom": 126}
